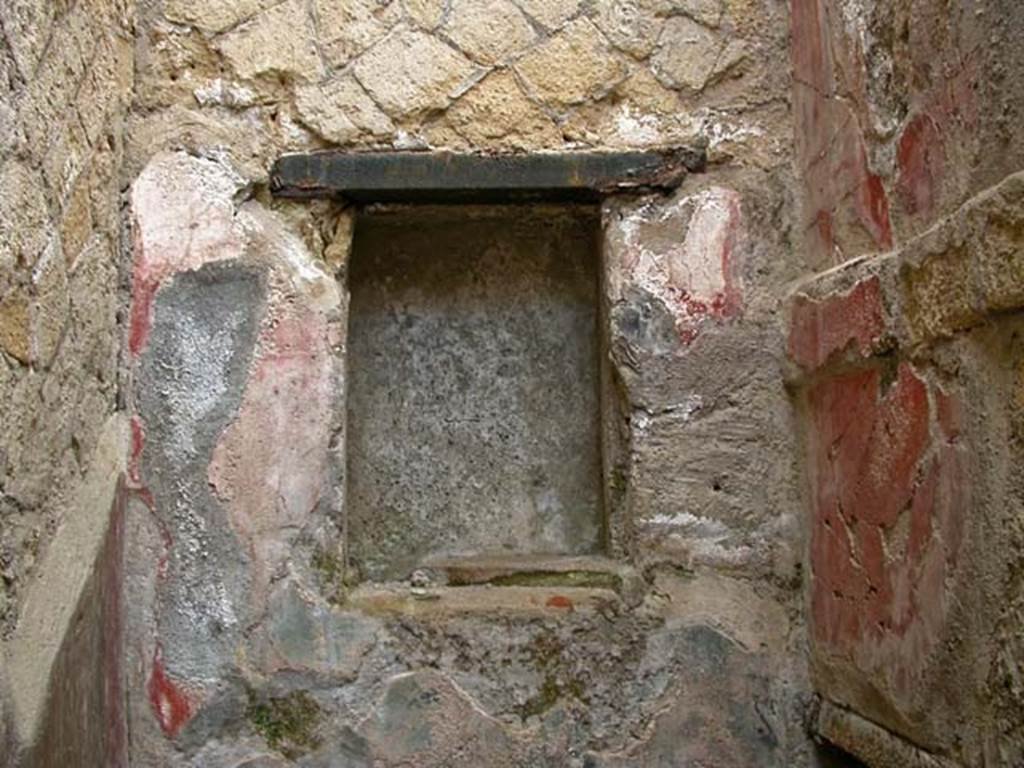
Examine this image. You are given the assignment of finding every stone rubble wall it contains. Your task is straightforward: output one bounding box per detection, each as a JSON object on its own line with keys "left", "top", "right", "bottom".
{"left": 10, "top": 0, "right": 1023, "bottom": 765}
{"left": 788, "top": 0, "right": 1024, "bottom": 765}
{"left": 128, "top": 0, "right": 791, "bottom": 181}
{"left": 0, "top": 0, "right": 133, "bottom": 762}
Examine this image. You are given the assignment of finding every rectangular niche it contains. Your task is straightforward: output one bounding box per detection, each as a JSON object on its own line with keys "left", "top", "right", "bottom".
{"left": 346, "top": 205, "right": 605, "bottom": 581}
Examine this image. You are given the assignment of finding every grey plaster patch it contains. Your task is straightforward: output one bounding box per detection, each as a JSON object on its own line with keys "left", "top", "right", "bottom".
{"left": 588, "top": 625, "right": 783, "bottom": 767}
{"left": 259, "top": 581, "right": 381, "bottom": 678}
{"left": 136, "top": 262, "right": 265, "bottom": 685}
{"left": 345, "top": 206, "right": 604, "bottom": 580}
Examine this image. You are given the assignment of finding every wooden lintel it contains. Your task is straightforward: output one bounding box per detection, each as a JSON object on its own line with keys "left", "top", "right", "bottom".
{"left": 269, "top": 148, "right": 706, "bottom": 203}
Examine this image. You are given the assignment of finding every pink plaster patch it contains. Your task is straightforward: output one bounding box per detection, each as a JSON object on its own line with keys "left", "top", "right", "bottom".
{"left": 128, "top": 153, "right": 246, "bottom": 355}
{"left": 620, "top": 187, "right": 743, "bottom": 344}
{"left": 208, "top": 295, "right": 335, "bottom": 608}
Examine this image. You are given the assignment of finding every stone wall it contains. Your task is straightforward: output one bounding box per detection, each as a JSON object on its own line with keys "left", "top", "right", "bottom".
{"left": 128, "top": 0, "right": 790, "bottom": 180}
{"left": 7, "top": 0, "right": 1022, "bottom": 765}
{"left": 788, "top": 0, "right": 1024, "bottom": 764}
{"left": 118, "top": 0, "right": 815, "bottom": 765}
{"left": 0, "top": 0, "right": 133, "bottom": 762}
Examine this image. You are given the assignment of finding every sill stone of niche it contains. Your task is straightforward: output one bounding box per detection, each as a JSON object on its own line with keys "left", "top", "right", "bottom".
{"left": 343, "top": 554, "right": 643, "bottom": 617}
{"left": 421, "top": 554, "right": 630, "bottom": 589}
{"left": 344, "top": 583, "right": 620, "bottom": 619}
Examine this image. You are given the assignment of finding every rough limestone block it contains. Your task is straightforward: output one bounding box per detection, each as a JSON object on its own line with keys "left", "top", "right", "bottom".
{"left": 0, "top": 161, "right": 49, "bottom": 271}
{"left": 443, "top": 0, "right": 536, "bottom": 65}
{"left": 592, "top": 0, "right": 665, "bottom": 59}
{"left": 0, "top": 288, "right": 31, "bottom": 364}
{"left": 218, "top": 0, "right": 323, "bottom": 82}
{"left": 441, "top": 70, "right": 562, "bottom": 150}
{"left": 404, "top": 0, "right": 446, "bottom": 29}
{"left": 514, "top": 0, "right": 581, "bottom": 30}
{"left": 164, "top": 0, "right": 276, "bottom": 33}
{"left": 900, "top": 241, "right": 978, "bottom": 345}
{"left": 968, "top": 173, "right": 1024, "bottom": 313}
{"left": 29, "top": 239, "right": 69, "bottom": 370}
{"left": 515, "top": 19, "right": 627, "bottom": 110}
{"left": 650, "top": 16, "right": 723, "bottom": 92}
{"left": 314, "top": 0, "right": 403, "bottom": 68}
{"left": 295, "top": 75, "right": 395, "bottom": 144}
{"left": 0, "top": 0, "right": 53, "bottom": 78}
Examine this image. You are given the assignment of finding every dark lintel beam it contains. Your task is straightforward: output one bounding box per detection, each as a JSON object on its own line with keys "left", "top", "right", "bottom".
{"left": 269, "top": 148, "right": 706, "bottom": 203}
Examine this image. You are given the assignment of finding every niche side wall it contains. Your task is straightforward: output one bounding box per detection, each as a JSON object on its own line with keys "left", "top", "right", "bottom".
{"left": 789, "top": 1, "right": 1024, "bottom": 764}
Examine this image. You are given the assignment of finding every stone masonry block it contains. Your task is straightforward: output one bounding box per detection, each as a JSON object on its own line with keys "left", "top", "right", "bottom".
{"left": 443, "top": 0, "right": 536, "bottom": 65}
{"left": 353, "top": 27, "right": 478, "bottom": 119}
{"left": 218, "top": 0, "right": 323, "bottom": 82}
{"left": 515, "top": 19, "right": 627, "bottom": 110}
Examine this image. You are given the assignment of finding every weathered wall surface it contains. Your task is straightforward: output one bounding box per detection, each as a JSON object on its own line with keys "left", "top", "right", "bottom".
{"left": 0, "top": 0, "right": 133, "bottom": 762}
{"left": 118, "top": 0, "right": 817, "bottom": 765}
{"left": 121, "top": 146, "right": 815, "bottom": 765}
{"left": 25, "top": 0, "right": 1024, "bottom": 765}
{"left": 789, "top": 0, "right": 1024, "bottom": 765}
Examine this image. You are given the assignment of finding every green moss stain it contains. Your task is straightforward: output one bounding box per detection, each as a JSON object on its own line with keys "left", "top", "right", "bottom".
{"left": 517, "top": 631, "right": 588, "bottom": 720}
{"left": 312, "top": 546, "right": 356, "bottom": 605}
{"left": 247, "top": 690, "right": 322, "bottom": 759}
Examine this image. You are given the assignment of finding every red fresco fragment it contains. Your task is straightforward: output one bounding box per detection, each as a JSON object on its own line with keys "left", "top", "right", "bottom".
{"left": 128, "top": 268, "right": 160, "bottom": 357}
{"left": 807, "top": 363, "right": 966, "bottom": 677}
{"left": 148, "top": 646, "right": 193, "bottom": 738}
{"left": 129, "top": 416, "right": 145, "bottom": 486}
{"left": 896, "top": 114, "right": 943, "bottom": 217}
{"left": 789, "top": 276, "right": 886, "bottom": 370}
{"left": 546, "top": 595, "right": 574, "bottom": 610}
{"left": 855, "top": 169, "right": 894, "bottom": 251}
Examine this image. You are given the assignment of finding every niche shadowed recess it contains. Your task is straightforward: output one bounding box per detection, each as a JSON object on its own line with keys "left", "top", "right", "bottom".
{"left": 346, "top": 205, "right": 604, "bottom": 581}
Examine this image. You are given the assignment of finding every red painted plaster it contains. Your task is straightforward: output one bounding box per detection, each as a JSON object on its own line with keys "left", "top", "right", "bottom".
{"left": 896, "top": 113, "right": 943, "bottom": 217}
{"left": 128, "top": 270, "right": 160, "bottom": 357}
{"left": 935, "top": 386, "right": 964, "bottom": 442}
{"left": 147, "top": 645, "right": 193, "bottom": 738}
{"left": 855, "top": 170, "right": 894, "bottom": 251}
{"left": 789, "top": 276, "right": 886, "bottom": 370}
{"left": 546, "top": 595, "right": 574, "bottom": 610}
{"left": 129, "top": 416, "right": 145, "bottom": 486}
{"left": 808, "top": 364, "right": 966, "bottom": 682}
